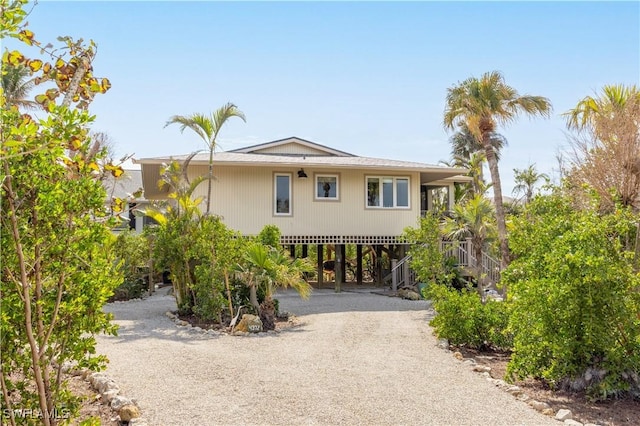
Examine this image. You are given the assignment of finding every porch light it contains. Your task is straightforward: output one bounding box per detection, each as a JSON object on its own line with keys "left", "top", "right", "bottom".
{"left": 297, "top": 169, "right": 308, "bottom": 179}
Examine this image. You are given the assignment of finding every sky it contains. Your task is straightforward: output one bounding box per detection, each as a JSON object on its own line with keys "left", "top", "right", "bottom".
{"left": 7, "top": 1, "right": 640, "bottom": 195}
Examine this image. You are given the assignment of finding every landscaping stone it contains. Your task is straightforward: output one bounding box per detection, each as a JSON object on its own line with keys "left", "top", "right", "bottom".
{"left": 473, "top": 365, "right": 492, "bottom": 373}
{"left": 235, "top": 314, "right": 263, "bottom": 333}
{"left": 564, "top": 420, "right": 583, "bottom": 426}
{"left": 437, "top": 338, "right": 450, "bottom": 350}
{"left": 555, "top": 409, "right": 573, "bottom": 421}
{"left": 119, "top": 404, "right": 141, "bottom": 421}
{"left": 453, "top": 351, "right": 463, "bottom": 360}
{"left": 529, "top": 400, "right": 551, "bottom": 412}
{"left": 111, "top": 395, "right": 133, "bottom": 411}
{"left": 101, "top": 389, "right": 120, "bottom": 404}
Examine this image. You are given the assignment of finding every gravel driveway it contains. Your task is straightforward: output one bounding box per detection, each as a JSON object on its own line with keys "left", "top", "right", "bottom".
{"left": 97, "top": 288, "right": 557, "bottom": 426}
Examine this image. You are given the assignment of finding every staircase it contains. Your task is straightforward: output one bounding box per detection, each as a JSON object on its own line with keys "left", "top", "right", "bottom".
{"left": 389, "top": 239, "right": 501, "bottom": 290}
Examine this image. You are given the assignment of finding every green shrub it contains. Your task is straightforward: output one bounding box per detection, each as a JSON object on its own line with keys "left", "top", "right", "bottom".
{"left": 427, "top": 284, "right": 512, "bottom": 350}
{"left": 110, "top": 230, "right": 150, "bottom": 301}
{"left": 504, "top": 194, "right": 640, "bottom": 399}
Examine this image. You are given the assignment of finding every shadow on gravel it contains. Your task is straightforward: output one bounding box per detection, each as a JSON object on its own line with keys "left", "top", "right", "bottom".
{"left": 99, "top": 287, "right": 435, "bottom": 344}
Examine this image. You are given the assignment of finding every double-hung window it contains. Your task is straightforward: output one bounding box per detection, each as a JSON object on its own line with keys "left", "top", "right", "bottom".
{"left": 366, "top": 176, "right": 409, "bottom": 208}
{"left": 274, "top": 173, "right": 292, "bottom": 215}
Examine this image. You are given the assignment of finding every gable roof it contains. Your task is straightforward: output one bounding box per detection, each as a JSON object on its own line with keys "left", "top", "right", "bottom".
{"left": 229, "top": 137, "right": 353, "bottom": 157}
{"left": 102, "top": 170, "right": 145, "bottom": 201}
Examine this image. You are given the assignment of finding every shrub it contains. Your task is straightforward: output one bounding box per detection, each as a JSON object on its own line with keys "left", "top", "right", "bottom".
{"left": 504, "top": 194, "right": 640, "bottom": 399}
{"left": 110, "top": 230, "right": 150, "bottom": 301}
{"left": 426, "top": 284, "right": 512, "bottom": 350}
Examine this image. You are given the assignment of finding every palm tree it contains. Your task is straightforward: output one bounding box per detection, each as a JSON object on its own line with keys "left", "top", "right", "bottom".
{"left": 450, "top": 123, "right": 507, "bottom": 162}
{"left": 564, "top": 84, "right": 640, "bottom": 131}
{"left": 236, "top": 243, "right": 313, "bottom": 330}
{"left": 1, "top": 63, "right": 40, "bottom": 110}
{"left": 443, "top": 71, "right": 552, "bottom": 272}
{"left": 165, "top": 103, "right": 246, "bottom": 214}
{"left": 512, "top": 164, "right": 549, "bottom": 204}
{"left": 442, "top": 196, "right": 496, "bottom": 297}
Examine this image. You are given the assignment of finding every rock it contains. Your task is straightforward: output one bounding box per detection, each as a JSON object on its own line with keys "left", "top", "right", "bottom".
{"left": 235, "top": 314, "right": 263, "bottom": 333}
{"left": 473, "top": 365, "right": 492, "bottom": 373}
{"left": 88, "top": 372, "right": 107, "bottom": 387}
{"left": 119, "top": 405, "right": 141, "bottom": 422}
{"left": 506, "top": 385, "right": 522, "bottom": 396}
{"left": 453, "top": 352, "right": 464, "bottom": 361}
{"left": 584, "top": 423, "right": 602, "bottom": 426}
{"left": 517, "top": 393, "right": 530, "bottom": 402}
{"left": 110, "top": 395, "right": 133, "bottom": 411}
{"left": 555, "top": 409, "right": 573, "bottom": 421}
{"left": 81, "top": 369, "right": 92, "bottom": 380}
{"left": 529, "top": 400, "right": 551, "bottom": 412}
{"left": 564, "top": 420, "right": 583, "bottom": 426}
{"left": 129, "top": 419, "right": 149, "bottom": 426}
{"left": 463, "top": 359, "right": 476, "bottom": 366}
{"left": 101, "top": 389, "right": 120, "bottom": 404}
{"left": 97, "top": 379, "right": 119, "bottom": 394}
{"left": 398, "top": 289, "right": 421, "bottom": 300}
{"left": 165, "top": 311, "right": 176, "bottom": 319}
{"left": 193, "top": 326, "right": 203, "bottom": 332}
{"left": 437, "top": 338, "right": 450, "bottom": 350}
{"left": 542, "top": 408, "right": 555, "bottom": 416}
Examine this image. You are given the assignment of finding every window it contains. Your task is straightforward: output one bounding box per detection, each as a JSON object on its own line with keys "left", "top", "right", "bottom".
{"left": 315, "top": 174, "right": 339, "bottom": 200}
{"left": 366, "top": 176, "right": 410, "bottom": 208}
{"left": 274, "top": 173, "right": 291, "bottom": 215}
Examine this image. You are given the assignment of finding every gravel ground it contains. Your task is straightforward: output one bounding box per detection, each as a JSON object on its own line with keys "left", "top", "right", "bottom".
{"left": 96, "top": 288, "right": 558, "bottom": 426}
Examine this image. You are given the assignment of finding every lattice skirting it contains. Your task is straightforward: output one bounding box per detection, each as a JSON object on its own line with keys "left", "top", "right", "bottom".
{"left": 279, "top": 235, "right": 410, "bottom": 245}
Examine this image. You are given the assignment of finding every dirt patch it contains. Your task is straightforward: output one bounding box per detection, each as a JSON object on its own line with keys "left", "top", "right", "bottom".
{"left": 68, "top": 374, "right": 119, "bottom": 425}
{"left": 456, "top": 347, "right": 640, "bottom": 425}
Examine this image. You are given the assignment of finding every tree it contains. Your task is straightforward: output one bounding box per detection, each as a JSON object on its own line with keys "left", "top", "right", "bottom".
{"left": 165, "top": 104, "right": 246, "bottom": 215}
{"left": 564, "top": 85, "right": 640, "bottom": 211}
{"left": 236, "top": 240, "right": 313, "bottom": 330}
{"left": 443, "top": 70, "right": 552, "bottom": 272}
{"left": 512, "top": 163, "right": 549, "bottom": 204}
{"left": 1, "top": 63, "right": 40, "bottom": 110}
{"left": 1, "top": 2, "right": 121, "bottom": 424}
{"left": 441, "top": 196, "right": 496, "bottom": 296}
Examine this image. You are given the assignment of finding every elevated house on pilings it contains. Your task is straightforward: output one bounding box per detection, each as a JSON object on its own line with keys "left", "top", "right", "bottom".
{"left": 135, "top": 137, "right": 469, "bottom": 291}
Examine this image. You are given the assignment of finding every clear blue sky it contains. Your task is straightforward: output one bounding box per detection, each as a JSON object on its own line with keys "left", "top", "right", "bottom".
{"left": 9, "top": 1, "right": 640, "bottom": 194}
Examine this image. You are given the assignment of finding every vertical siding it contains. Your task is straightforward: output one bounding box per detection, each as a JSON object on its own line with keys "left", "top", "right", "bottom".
{"left": 188, "top": 165, "right": 421, "bottom": 236}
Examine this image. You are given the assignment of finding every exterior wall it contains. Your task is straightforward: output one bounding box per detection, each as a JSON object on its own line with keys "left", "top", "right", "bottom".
{"left": 187, "top": 165, "right": 421, "bottom": 237}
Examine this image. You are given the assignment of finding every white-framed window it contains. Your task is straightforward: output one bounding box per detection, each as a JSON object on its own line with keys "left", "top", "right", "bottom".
{"left": 274, "top": 173, "right": 292, "bottom": 215}
{"left": 315, "top": 174, "right": 339, "bottom": 200}
{"left": 366, "top": 176, "right": 410, "bottom": 209}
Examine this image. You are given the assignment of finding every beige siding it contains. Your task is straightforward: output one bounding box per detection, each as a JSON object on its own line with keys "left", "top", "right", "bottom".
{"left": 252, "top": 143, "right": 331, "bottom": 156}
{"left": 187, "top": 165, "right": 421, "bottom": 237}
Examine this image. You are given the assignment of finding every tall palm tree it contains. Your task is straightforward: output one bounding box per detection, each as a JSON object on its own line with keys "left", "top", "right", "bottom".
{"left": 443, "top": 70, "right": 552, "bottom": 271}
{"left": 1, "top": 63, "right": 40, "bottom": 110}
{"left": 512, "top": 164, "right": 549, "bottom": 204}
{"left": 450, "top": 123, "right": 507, "bottom": 162}
{"left": 165, "top": 102, "right": 246, "bottom": 214}
{"left": 442, "top": 195, "right": 496, "bottom": 297}
{"left": 564, "top": 84, "right": 640, "bottom": 131}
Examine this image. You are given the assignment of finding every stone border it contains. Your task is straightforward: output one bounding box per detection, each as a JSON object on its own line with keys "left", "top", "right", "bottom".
{"left": 61, "top": 363, "right": 148, "bottom": 425}
{"left": 165, "top": 310, "right": 292, "bottom": 336}
{"left": 436, "top": 339, "right": 602, "bottom": 426}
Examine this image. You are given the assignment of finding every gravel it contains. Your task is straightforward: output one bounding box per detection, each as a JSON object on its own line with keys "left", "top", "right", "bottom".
{"left": 96, "top": 288, "right": 558, "bottom": 426}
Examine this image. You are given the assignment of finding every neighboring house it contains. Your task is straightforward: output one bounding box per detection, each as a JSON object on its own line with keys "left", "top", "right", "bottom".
{"left": 135, "top": 137, "right": 468, "bottom": 286}
{"left": 103, "top": 169, "right": 150, "bottom": 233}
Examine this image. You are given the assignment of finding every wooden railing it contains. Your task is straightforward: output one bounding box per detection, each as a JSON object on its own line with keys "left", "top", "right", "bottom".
{"left": 390, "top": 239, "right": 501, "bottom": 289}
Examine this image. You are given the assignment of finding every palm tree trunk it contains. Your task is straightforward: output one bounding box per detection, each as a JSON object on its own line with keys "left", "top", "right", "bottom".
{"left": 483, "top": 142, "right": 510, "bottom": 275}
{"left": 474, "top": 239, "right": 484, "bottom": 299}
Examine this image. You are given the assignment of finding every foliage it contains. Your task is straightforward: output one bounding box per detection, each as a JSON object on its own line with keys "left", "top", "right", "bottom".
{"left": 165, "top": 103, "right": 246, "bottom": 215}
{"left": 442, "top": 196, "right": 496, "bottom": 295}
{"left": 1, "top": 3, "right": 121, "bottom": 424}
{"left": 512, "top": 163, "right": 549, "bottom": 204}
{"left": 426, "top": 284, "right": 512, "bottom": 350}
{"left": 404, "top": 213, "right": 452, "bottom": 285}
{"left": 257, "top": 224, "right": 281, "bottom": 248}
{"left": 503, "top": 193, "right": 640, "bottom": 399}
{"left": 564, "top": 85, "right": 640, "bottom": 212}
{"left": 110, "top": 230, "right": 150, "bottom": 301}
{"left": 235, "top": 234, "right": 313, "bottom": 330}
{"left": 443, "top": 70, "right": 553, "bottom": 273}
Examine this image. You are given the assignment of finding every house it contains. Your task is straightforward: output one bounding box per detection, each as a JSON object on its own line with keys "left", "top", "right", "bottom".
{"left": 135, "top": 137, "right": 468, "bottom": 288}
{"left": 102, "top": 169, "right": 150, "bottom": 233}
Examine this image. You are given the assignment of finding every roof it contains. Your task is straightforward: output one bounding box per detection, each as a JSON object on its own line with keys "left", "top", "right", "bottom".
{"left": 134, "top": 137, "right": 469, "bottom": 198}
{"left": 102, "top": 170, "right": 145, "bottom": 201}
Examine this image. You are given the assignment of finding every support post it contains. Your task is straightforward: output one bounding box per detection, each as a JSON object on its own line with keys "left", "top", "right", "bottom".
{"left": 375, "top": 245, "right": 383, "bottom": 287}
{"left": 335, "top": 244, "right": 343, "bottom": 293}
{"left": 302, "top": 244, "right": 308, "bottom": 258}
{"left": 317, "top": 244, "right": 324, "bottom": 289}
{"left": 391, "top": 258, "right": 398, "bottom": 292}
{"left": 356, "top": 245, "right": 363, "bottom": 285}
{"left": 289, "top": 244, "right": 296, "bottom": 258}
